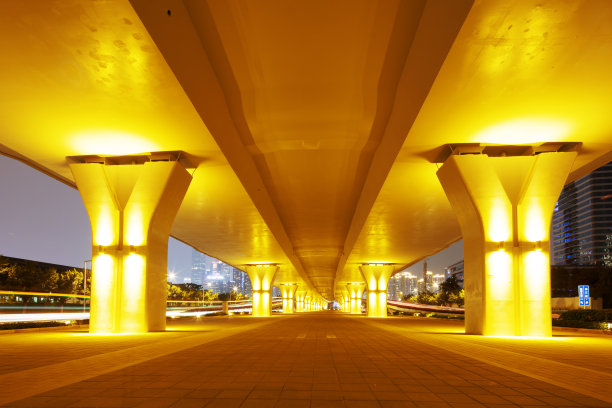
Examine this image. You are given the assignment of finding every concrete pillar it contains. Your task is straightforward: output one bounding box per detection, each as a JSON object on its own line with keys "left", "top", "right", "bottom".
{"left": 342, "top": 290, "right": 350, "bottom": 312}
{"left": 71, "top": 160, "right": 191, "bottom": 333}
{"left": 346, "top": 282, "right": 365, "bottom": 314}
{"left": 279, "top": 283, "right": 298, "bottom": 314}
{"left": 305, "top": 293, "right": 312, "bottom": 311}
{"left": 245, "top": 265, "right": 278, "bottom": 317}
{"left": 295, "top": 288, "right": 306, "bottom": 312}
{"left": 360, "top": 264, "right": 395, "bottom": 318}
{"left": 437, "top": 152, "right": 576, "bottom": 336}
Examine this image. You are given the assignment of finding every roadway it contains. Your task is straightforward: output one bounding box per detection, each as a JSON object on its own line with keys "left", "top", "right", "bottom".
{"left": 0, "top": 313, "right": 610, "bottom": 407}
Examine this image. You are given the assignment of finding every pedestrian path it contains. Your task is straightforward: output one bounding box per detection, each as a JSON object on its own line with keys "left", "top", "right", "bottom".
{"left": 0, "top": 313, "right": 610, "bottom": 407}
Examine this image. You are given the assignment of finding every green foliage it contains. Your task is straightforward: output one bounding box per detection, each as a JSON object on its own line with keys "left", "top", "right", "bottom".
{"left": 172, "top": 283, "right": 204, "bottom": 301}
{"left": 0, "top": 321, "right": 70, "bottom": 330}
{"left": 552, "top": 319, "right": 609, "bottom": 330}
{"left": 204, "top": 290, "right": 219, "bottom": 301}
{"left": 0, "top": 256, "right": 90, "bottom": 303}
{"left": 449, "top": 290, "right": 465, "bottom": 307}
{"left": 552, "top": 309, "right": 611, "bottom": 330}
{"left": 401, "top": 288, "right": 464, "bottom": 307}
{"left": 416, "top": 291, "right": 438, "bottom": 305}
{"left": 217, "top": 292, "right": 232, "bottom": 301}
{"left": 439, "top": 275, "right": 462, "bottom": 295}
{"left": 233, "top": 292, "right": 248, "bottom": 300}
{"left": 559, "top": 309, "right": 610, "bottom": 322}
{"left": 167, "top": 283, "right": 185, "bottom": 300}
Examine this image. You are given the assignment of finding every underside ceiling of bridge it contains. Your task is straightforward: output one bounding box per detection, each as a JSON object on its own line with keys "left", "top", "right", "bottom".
{"left": 1, "top": 0, "right": 612, "bottom": 300}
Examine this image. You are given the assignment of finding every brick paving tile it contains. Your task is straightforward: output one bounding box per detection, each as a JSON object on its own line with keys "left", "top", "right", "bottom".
{"left": 1, "top": 314, "right": 611, "bottom": 408}
{"left": 448, "top": 403, "right": 487, "bottom": 408}
{"left": 343, "top": 391, "right": 377, "bottom": 401}
{"left": 343, "top": 401, "right": 381, "bottom": 408}
{"left": 437, "top": 393, "right": 479, "bottom": 403}
{"left": 169, "top": 399, "right": 209, "bottom": 408}
{"left": 379, "top": 401, "right": 418, "bottom": 408}
{"left": 274, "top": 399, "right": 310, "bottom": 408}
{"left": 312, "top": 390, "right": 344, "bottom": 400}
{"left": 239, "top": 398, "right": 277, "bottom": 408}
{"left": 311, "top": 400, "right": 345, "bottom": 408}
{"left": 203, "top": 398, "right": 243, "bottom": 407}
{"left": 412, "top": 401, "right": 452, "bottom": 408}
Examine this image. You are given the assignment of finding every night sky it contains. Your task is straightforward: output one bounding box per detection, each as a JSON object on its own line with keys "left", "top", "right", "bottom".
{"left": 0, "top": 155, "right": 463, "bottom": 281}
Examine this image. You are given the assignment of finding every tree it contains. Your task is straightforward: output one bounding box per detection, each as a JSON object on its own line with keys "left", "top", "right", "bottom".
{"left": 439, "top": 275, "right": 462, "bottom": 296}
{"left": 167, "top": 283, "right": 185, "bottom": 300}
{"left": 415, "top": 290, "right": 437, "bottom": 305}
{"left": 217, "top": 292, "right": 231, "bottom": 301}
{"left": 174, "top": 283, "right": 204, "bottom": 301}
{"left": 203, "top": 290, "right": 218, "bottom": 301}
{"left": 0, "top": 255, "right": 15, "bottom": 289}
{"left": 234, "top": 292, "right": 247, "bottom": 301}
{"left": 448, "top": 290, "right": 465, "bottom": 307}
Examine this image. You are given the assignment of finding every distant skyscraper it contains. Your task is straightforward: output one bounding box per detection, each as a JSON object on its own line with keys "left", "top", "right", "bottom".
{"left": 191, "top": 249, "right": 253, "bottom": 295}
{"left": 551, "top": 162, "right": 612, "bottom": 266}
{"left": 191, "top": 250, "right": 207, "bottom": 286}
{"left": 445, "top": 260, "right": 464, "bottom": 289}
{"left": 387, "top": 271, "right": 418, "bottom": 300}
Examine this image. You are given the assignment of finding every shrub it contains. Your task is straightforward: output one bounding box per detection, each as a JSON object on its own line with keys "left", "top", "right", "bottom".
{"left": 0, "top": 321, "right": 69, "bottom": 330}
{"left": 560, "top": 309, "right": 610, "bottom": 322}
{"left": 217, "top": 293, "right": 232, "bottom": 301}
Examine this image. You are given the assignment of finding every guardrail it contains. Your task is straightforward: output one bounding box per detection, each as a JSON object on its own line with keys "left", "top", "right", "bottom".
{"left": 0, "top": 291, "right": 283, "bottom": 323}
{"left": 386, "top": 299, "right": 465, "bottom": 315}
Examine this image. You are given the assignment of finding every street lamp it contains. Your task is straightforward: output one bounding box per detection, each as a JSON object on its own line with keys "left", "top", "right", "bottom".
{"left": 232, "top": 286, "right": 238, "bottom": 301}
{"left": 83, "top": 260, "right": 91, "bottom": 311}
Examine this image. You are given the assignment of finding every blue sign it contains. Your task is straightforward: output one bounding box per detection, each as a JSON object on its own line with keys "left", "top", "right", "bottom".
{"left": 578, "top": 285, "right": 590, "bottom": 307}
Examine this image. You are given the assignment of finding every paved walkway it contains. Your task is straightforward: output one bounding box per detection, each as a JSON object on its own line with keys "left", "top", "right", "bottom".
{"left": 0, "top": 312, "right": 610, "bottom": 407}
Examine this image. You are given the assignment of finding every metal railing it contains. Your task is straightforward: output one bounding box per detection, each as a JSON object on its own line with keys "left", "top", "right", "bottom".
{"left": 0, "top": 291, "right": 284, "bottom": 323}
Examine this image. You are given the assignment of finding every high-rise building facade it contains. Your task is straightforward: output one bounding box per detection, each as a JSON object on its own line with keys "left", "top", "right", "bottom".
{"left": 551, "top": 162, "right": 612, "bottom": 266}
{"left": 191, "top": 250, "right": 253, "bottom": 296}
{"left": 387, "top": 271, "right": 418, "bottom": 300}
{"left": 445, "top": 260, "right": 464, "bottom": 289}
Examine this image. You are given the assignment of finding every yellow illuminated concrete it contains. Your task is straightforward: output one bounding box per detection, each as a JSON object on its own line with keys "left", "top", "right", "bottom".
{"left": 279, "top": 283, "right": 297, "bottom": 314}
{"left": 128, "top": 0, "right": 474, "bottom": 302}
{"left": 360, "top": 264, "right": 395, "bottom": 318}
{"left": 295, "top": 287, "right": 306, "bottom": 313}
{"left": 346, "top": 282, "right": 365, "bottom": 315}
{"left": 71, "top": 161, "right": 191, "bottom": 333}
{"left": 2, "top": 1, "right": 612, "bottom": 320}
{"left": 341, "top": 289, "right": 350, "bottom": 312}
{"left": 304, "top": 293, "right": 312, "bottom": 312}
{"left": 245, "top": 264, "right": 279, "bottom": 317}
{"left": 437, "top": 152, "right": 576, "bottom": 336}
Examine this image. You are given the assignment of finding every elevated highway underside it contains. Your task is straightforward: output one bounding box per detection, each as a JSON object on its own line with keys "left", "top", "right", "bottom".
{"left": 2, "top": 1, "right": 612, "bottom": 333}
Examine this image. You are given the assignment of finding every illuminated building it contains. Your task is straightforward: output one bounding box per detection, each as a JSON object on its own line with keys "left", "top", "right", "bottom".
{"left": 192, "top": 250, "right": 252, "bottom": 295}
{"left": 551, "top": 162, "right": 612, "bottom": 266}
{"left": 388, "top": 271, "right": 419, "bottom": 299}
{"left": 445, "top": 260, "right": 464, "bottom": 289}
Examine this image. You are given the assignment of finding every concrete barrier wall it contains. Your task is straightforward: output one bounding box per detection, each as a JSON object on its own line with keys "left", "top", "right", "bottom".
{"left": 551, "top": 297, "right": 603, "bottom": 310}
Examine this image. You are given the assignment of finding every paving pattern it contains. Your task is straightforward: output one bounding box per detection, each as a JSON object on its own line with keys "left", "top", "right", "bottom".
{"left": 0, "top": 312, "right": 610, "bottom": 407}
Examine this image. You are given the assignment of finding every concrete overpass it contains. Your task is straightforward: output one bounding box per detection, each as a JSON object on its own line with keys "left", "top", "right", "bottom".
{"left": 1, "top": 0, "right": 612, "bottom": 335}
